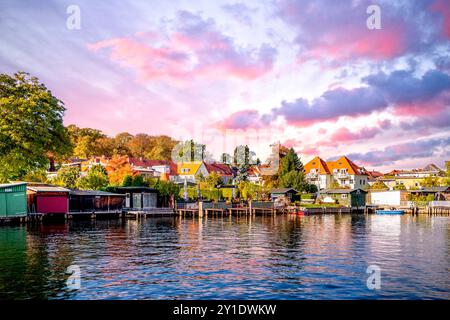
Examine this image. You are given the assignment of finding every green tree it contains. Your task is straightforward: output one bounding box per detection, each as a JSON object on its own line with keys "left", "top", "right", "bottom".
{"left": 131, "top": 174, "right": 145, "bottom": 186}
{"left": 76, "top": 165, "right": 109, "bottom": 190}
{"left": 0, "top": 72, "right": 72, "bottom": 181}
{"left": 53, "top": 166, "right": 80, "bottom": 189}
{"left": 67, "top": 125, "right": 105, "bottom": 159}
{"left": 393, "top": 184, "right": 406, "bottom": 190}
{"left": 370, "top": 181, "right": 389, "bottom": 190}
{"left": 422, "top": 176, "right": 440, "bottom": 187}
{"left": 280, "top": 148, "right": 302, "bottom": 176}
{"left": 280, "top": 170, "right": 308, "bottom": 191}
{"left": 277, "top": 147, "right": 307, "bottom": 191}
{"left": 205, "top": 172, "right": 224, "bottom": 189}
{"left": 122, "top": 174, "right": 133, "bottom": 187}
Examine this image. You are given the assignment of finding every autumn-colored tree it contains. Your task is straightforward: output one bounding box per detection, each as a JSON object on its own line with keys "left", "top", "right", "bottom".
{"left": 106, "top": 155, "right": 133, "bottom": 186}
{"left": 145, "top": 135, "right": 178, "bottom": 160}
{"left": 113, "top": 132, "right": 133, "bottom": 155}
{"left": 128, "top": 133, "right": 152, "bottom": 158}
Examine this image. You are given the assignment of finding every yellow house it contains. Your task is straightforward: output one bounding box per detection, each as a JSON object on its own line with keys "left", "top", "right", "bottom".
{"left": 379, "top": 176, "right": 446, "bottom": 190}
{"left": 176, "top": 161, "right": 208, "bottom": 183}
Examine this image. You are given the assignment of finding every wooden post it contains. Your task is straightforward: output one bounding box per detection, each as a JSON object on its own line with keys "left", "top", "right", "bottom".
{"left": 198, "top": 201, "right": 203, "bottom": 218}
{"left": 248, "top": 200, "right": 252, "bottom": 216}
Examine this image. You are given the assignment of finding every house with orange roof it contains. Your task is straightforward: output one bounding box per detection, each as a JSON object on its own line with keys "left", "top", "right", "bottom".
{"left": 304, "top": 156, "right": 333, "bottom": 190}
{"left": 304, "top": 156, "right": 368, "bottom": 190}
{"left": 326, "top": 156, "right": 368, "bottom": 189}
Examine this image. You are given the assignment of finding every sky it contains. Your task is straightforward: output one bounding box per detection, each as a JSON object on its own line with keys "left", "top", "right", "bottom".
{"left": 0, "top": 0, "right": 449, "bottom": 172}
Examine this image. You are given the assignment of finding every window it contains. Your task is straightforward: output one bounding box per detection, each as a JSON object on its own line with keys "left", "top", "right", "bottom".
{"left": 341, "top": 194, "right": 348, "bottom": 198}
{"left": 350, "top": 179, "right": 354, "bottom": 184}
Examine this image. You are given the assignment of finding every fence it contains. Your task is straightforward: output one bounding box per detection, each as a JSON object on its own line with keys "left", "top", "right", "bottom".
{"left": 430, "top": 201, "right": 450, "bottom": 207}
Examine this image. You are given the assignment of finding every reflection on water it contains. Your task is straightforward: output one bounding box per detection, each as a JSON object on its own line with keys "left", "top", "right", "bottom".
{"left": 0, "top": 215, "right": 448, "bottom": 299}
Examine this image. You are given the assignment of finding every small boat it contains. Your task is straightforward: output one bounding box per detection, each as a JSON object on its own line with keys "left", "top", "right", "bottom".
{"left": 376, "top": 209, "right": 404, "bottom": 215}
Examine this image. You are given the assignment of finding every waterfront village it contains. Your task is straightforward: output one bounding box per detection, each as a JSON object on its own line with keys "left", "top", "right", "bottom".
{"left": 1, "top": 139, "right": 449, "bottom": 222}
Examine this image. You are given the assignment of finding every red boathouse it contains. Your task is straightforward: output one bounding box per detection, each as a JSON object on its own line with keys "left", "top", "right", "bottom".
{"left": 27, "top": 185, "right": 70, "bottom": 215}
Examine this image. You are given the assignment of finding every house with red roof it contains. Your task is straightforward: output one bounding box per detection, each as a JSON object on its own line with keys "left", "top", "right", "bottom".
{"left": 127, "top": 158, "right": 177, "bottom": 180}
{"left": 204, "top": 162, "right": 234, "bottom": 184}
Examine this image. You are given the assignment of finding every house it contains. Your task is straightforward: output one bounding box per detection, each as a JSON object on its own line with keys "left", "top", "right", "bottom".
{"left": 319, "top": 189, "right": 367, "bottom": 207}
{"left": 27, "top": 184, "right": 70, "bottom": 215}
{"left": 247, "top": 165, "right": 263, "bottom": 185}
{"left": 304, "top": 156, "right": 368, "bottom": 190}
{"left": 379, "top": 164, "right": 445, "bottom": 190}
{"left": 366, "top": 170, "right": 384, "bottom": 185}
{"left": 304, "top": 156, "right": 333, "bottom": 190}
{"left": 205, "top": 163, "right": 234, "bottom": 184}
{"left": 387, "top": 164, "right": 443, "bottom": 178}
{"left": 270, "top": 188, "right": 298, "bottom": 202}
{"left": 80, "top": 157, "right": 178, "bottom": 180}
{"left": 69, "top": 190, "right": 126, "bottom": 213}
{"left": 176, "top": 161, "right": 209, "bottom": 183}
{"left": 142, "top": 160, "right": 178, "bottom": 181}
{"left": 127, "top": 157, "right": 157, "bottom": 178}
{"left": 0, "top": 183, "right": 27, "bottom": 218}
{"left": 114, "top": 186, "right": 159, "bottom": 209}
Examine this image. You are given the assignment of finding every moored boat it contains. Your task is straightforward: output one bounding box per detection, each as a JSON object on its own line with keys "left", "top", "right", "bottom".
{"left": 376, "top": 209, "right": 404, "bottom": 215}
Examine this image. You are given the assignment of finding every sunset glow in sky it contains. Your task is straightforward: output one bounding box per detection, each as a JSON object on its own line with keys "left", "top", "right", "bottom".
{"left": 1, "top": 0, "right": 449, "bottom": 171}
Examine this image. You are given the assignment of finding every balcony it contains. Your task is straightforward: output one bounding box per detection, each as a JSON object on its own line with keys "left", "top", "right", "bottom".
{"left": 335, "top": 173, "right": 349, "bottom": 179}
{"left": 306, "top": 172, "right": 318, "bottom": 179}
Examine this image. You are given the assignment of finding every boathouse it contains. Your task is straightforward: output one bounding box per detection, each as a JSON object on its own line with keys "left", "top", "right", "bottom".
{"left": 115, "top": 186, "right": 159, "bottom": 209}
{"left": 69, "top": 190, "right": 126, "bottom": 213}
{"left": 27, "top": 185, "right": 70, "bottom": 215}
{"left": 0, "top": 183, "right": 27, "bottom": 218}
{"left": 319, "top": 189, "right": 367, "bottom": 207}
{"left": 270, "top": 188, "right": 299, "bottom": 202}
{"left": 408, "top": 186, "right": 450, "bottom": 201}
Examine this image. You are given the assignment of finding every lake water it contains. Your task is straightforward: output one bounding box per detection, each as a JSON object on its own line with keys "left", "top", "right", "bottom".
{"left": 0, "top": 214, "right": 449, "bottom": 300}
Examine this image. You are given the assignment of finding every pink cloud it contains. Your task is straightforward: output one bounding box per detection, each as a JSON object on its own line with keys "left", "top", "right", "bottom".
{"left": 277, "top": 0, "right": 446, "bottom": 64}
{"left": 329, "top": 127, "right": 381, "bottom": 143}
{"left": 216, "top": 110, "right": 270, "bottom": 130}
{"left": 88, "top": 11, "right": 276, "bottom": 82}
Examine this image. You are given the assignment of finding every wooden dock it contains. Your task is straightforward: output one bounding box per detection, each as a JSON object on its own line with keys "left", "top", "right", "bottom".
{"left": 0, "top": 216, "right": 28, "bottom": 224}
{"left": 66, "top": 210, "right": 124, "bottom": 220}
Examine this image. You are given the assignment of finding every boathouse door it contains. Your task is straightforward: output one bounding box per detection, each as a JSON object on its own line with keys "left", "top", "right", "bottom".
{"left": 125, "top": 193, "right": 130, "bottom": 208}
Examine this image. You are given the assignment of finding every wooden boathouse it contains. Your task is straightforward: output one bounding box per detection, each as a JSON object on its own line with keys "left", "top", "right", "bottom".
{"left": 0, "top": 182, "right": 27, "bottom": 222}
{"left": 27, "top": 185, "right": 70, "bottom": 217}
{"left": 68, "top": 190, "right": 125, "bottom": 217}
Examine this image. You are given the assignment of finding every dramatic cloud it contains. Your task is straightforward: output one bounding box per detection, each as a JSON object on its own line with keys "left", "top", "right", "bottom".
{"left": 347, "top": 137, "right": 450, "bottom": 166}
{"left": 276, "top": 0, "right": 448, "bottom": 63}
{"left": 217, "top": 109, "right": 270, "bottom": 129}
{"left": 271, "top": 69, "right": 450, "bottom": 125}
{"left": 88, "top": 11, "right": 277, "bottom": 82}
